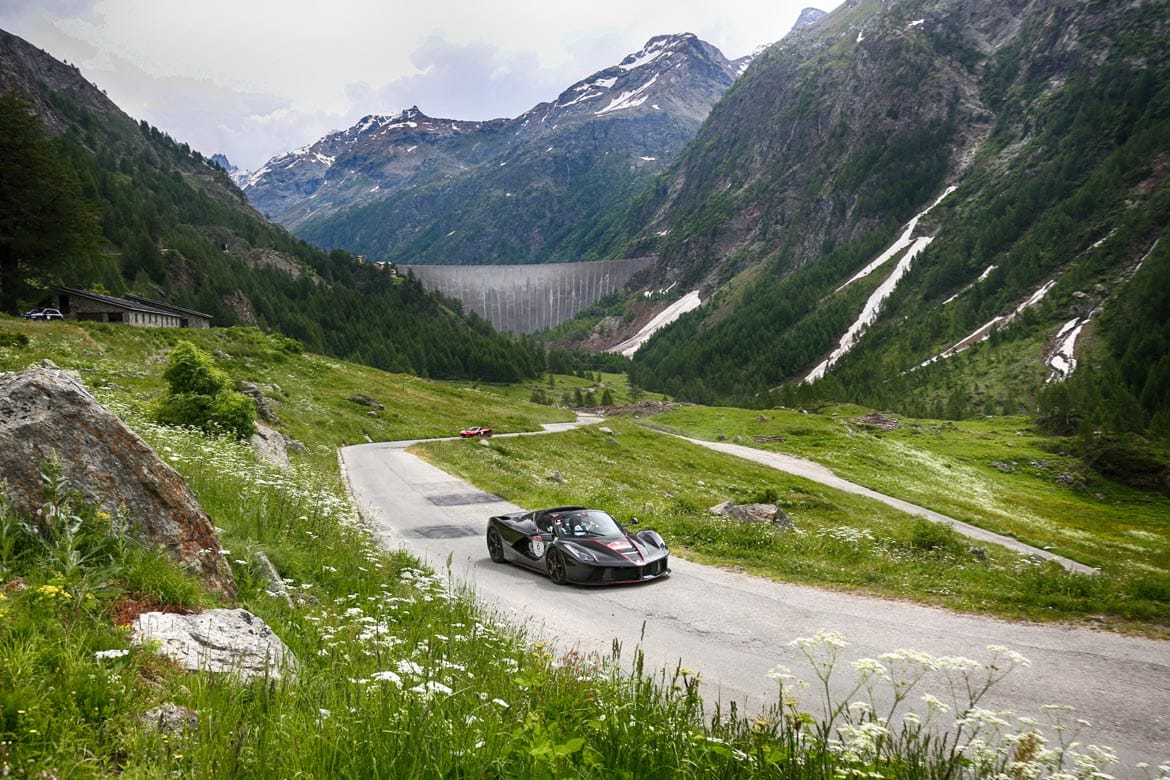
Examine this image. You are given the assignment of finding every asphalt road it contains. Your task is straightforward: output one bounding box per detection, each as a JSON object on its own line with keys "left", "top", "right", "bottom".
{"left": 340, "top": 425, "right": 1169, "bottom": 771}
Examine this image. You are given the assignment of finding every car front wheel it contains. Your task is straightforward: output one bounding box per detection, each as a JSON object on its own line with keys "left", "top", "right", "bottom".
{"left": 486, "top": 528, "right": 506, "bottom": 563}
{"left": 547, "top": 549, "right": 568, "bottom": 585}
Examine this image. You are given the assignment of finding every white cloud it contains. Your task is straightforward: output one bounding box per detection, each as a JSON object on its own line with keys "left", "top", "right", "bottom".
{"left": 0, "top": 0, "right": 841, "bottom": 169}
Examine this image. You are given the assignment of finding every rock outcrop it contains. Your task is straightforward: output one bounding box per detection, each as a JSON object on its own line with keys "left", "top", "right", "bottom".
{"left": 132, "top": 608, "right": 295, "bottom": 681}
{"left": 250, "top": 421, "right": 290, "bottom": 471}
{"left": 709, "top": 500, "right": 794, "bottom": 529}
{"left": 0, "top": 366, "right": 235, "bottom": 598}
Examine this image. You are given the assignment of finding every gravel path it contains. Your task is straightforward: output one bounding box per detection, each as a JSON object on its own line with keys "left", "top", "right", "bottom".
{"left": 676, "top": 436, "right": 1097, "bottom": 574}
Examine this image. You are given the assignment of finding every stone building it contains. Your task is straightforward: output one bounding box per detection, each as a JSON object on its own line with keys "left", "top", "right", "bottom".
{"left": 53, "top": 287, "right": 211, "bottom": 328}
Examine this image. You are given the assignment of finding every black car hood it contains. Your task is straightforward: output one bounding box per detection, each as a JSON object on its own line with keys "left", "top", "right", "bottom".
{"left": 560, "top": 533, "right": 666, "bottom": 565}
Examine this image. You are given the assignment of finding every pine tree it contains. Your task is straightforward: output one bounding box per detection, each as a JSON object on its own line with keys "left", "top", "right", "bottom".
{"left": 0, "top": 93, "right": 101, "bottom": 312}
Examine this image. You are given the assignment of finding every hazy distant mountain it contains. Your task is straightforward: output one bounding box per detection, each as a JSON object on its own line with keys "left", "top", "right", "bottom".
{"left": 238, "top": 107, "right": 508, "bottom": 230}
{"left": 242, "top": 33, "right": 748, "bottom": 265}
{"left": 210, "top": 153, "right": 237, "bottom": 176}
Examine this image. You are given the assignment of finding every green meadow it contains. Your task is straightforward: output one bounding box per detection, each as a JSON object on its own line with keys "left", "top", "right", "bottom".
{"left": 0, "top": 317, "right": 1164, "bottom": 778}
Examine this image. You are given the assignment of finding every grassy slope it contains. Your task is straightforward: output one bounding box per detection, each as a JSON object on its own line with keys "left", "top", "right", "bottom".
{"left": 0, "top": 318, "right": 571, "bottom": 469}
{"left": 647, "top": 404, "right": 1170, "bottom": 574}
{"left": 5, "top": 316, "right": 1167, "bottom": 636}
{"left": 1, "top": 316, "right": 1163, "bottom": 777}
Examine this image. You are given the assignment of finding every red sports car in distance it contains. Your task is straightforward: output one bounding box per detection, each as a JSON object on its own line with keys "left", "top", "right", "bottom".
{"left": 460, "top": 426, "right": 493, "bottom": 438}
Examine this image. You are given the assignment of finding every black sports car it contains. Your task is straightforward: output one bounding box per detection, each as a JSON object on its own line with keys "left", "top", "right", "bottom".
{"left": 485, "top": 506, "right": 670, "bottom": 585}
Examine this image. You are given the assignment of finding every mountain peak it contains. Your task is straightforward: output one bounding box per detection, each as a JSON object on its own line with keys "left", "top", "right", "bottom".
{"left": 211, "top": 153, "right": 236, "bottom": 174}
{"left": 540, "top": 32, "right": 742, "bottom": 121}
{"left": 617, "top": 33, "right": 698, "bottom": 71}
{"left": 240, "top": 31, "right": 745, "bottom": 259}
{"left": 792, "top": 7, "right": 828, "bottom": 32}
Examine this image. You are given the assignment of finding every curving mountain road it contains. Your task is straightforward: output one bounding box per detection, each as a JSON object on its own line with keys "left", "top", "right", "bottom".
{"left": 340, "top": 423, "right": 1168, "bottom": 770}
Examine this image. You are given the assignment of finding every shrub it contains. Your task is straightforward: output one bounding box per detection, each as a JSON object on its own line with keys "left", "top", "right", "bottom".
{"left": 210, "top": 390, "right": 257, "bottom": 438}
{"left": 0, "top": 333, "right": 29, "bottom": 348}
{"left": 162, "top": 340, "right": 231, "bottom": 397}
{"left": 908, "top": 517, "right": 964, "bottom": 552}
{"left": 1130, "top": 576, "right": 1170, "bottom": 603}
{"left": 155, "top": 340, "right": 255, "bottom": 439}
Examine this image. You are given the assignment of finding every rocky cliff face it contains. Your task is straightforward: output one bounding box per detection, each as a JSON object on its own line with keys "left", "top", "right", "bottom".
{"left": 618, "top": 0, "right": 1167, "bottom": 290}
{"left": 241, "top": 33, "right": 750, "bottom": 264}
{"left": 0, "top": 28, "right": 135, "bottom": 137}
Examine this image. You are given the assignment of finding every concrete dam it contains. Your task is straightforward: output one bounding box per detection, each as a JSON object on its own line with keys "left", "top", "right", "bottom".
{"left": 402, "top": 257, "right": 655, "bottom": 335}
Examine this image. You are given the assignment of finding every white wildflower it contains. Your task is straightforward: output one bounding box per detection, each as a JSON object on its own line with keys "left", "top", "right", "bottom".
{"left": 879, "top": 647, "right": 938, "bottom": 670}
{"left": 986, "top": 644, "right": 1031, "bottom": 668}
{"left": 768, "top": 664, "right": 794, "bottom": 683}
{"left": 921, "top": 694, "right": 950, "bottom": 713}
{"left": 94, "top": 649, "right": 130, "bottom": 660}
{"left": 371, "top": 670, "right": 402, "bottom": 686}
{"left": 410, "top": 681, "right": 453, "bottom": 697}
{"left": 790, "top": 630, "right": 849, "bottom": 650}
{"left": 397, "top": 660, "right": 424, "bottom": 676}
{"left": 851, "top": 657, "right": 889, "bottom": 680}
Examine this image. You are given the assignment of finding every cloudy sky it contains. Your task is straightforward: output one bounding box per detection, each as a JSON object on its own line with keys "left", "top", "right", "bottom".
{"left": 1, "top": 0, "right": 841, "bottom": 171}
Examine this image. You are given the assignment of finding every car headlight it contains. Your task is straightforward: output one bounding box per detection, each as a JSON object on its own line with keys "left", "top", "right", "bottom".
{"left": 563, "top": 544, "right": 596, "bottom": 562}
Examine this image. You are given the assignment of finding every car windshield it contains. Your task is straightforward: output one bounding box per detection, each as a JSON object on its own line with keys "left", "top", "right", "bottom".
{"left": 555, "top": 510, "right": 622, "bottom": 538}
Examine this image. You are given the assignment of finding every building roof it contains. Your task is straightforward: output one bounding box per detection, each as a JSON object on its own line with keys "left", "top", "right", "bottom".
{"left": 123, "top": 294, "right": 211, "bottom": 319}
{"left": 57, "top": 287, "right": 211, "bottom": 319}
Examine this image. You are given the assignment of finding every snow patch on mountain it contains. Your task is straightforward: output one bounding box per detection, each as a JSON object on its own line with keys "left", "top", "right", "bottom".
{"left": 1134, "top": 237, "right": 1159, "bottom": 274}
{"left": 806, "top": 238, "right": 935, "bottom": 383}
{"left": 920, "top": 279, "right": 1058, "bottom": 369}
{"left": 559, "top": 85, "right": 607, "bottom": 109}
{"left": 1047, "top": 314, "right": 1094, "bottom": 382}
{"left": 354, "top": 115, "right": 388, "bottom": 134}
{"left": 619, "top": 34, "right": 691, "bottom": 71}
{"left": 610, "top": 290, "right": 702, "bottom": 358}
{"left": 805, "top": 187, "right": 956, "bottom": 383}
{"left": 943, "top": 264, "right": 997, "bottom": 304}
{"left": 836, "top": 186, "right": 955, "bottom": 292}
{"left": 1041, "top": 238, "right": 1162, "bottom": 380}
{"left": 597, "top": 74, "right": 660, "bottom": 115}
